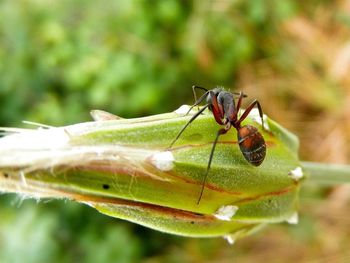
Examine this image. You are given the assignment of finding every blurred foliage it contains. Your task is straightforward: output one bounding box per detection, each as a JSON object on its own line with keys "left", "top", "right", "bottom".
{"left": 0, "top": 0, "right": 350, "bottom": 262}
{"left": 0, "top": 0, "right": 297, "bottom": 126}
{"left": 0, "top": 196, "right": 143, "bottom": 263}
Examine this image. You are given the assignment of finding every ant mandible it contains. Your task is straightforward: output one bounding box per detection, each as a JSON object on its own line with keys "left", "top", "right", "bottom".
{"left": 169, "top": 85, "right": 266, "bottom": 204}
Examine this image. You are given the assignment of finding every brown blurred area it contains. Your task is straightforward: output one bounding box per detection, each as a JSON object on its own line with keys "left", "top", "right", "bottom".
{"left": 239, "top": 1, "right": 350, "bottom": 164}
{"left": 232, "top": 2, "right": 350, "bottom": 262}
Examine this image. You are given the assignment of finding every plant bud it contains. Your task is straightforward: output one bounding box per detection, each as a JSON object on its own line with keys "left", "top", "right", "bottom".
{"left": 0, "top": 107, "right": 303, "bottom": 239}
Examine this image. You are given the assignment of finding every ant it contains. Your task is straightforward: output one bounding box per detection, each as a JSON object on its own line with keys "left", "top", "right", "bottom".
{"left": 169, "top": 86, "right": 266, "bottom": 204}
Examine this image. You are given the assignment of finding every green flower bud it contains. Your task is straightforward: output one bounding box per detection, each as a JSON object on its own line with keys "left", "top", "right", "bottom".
{"left": 0, "top": 106, "right": 303, "bottom": 240}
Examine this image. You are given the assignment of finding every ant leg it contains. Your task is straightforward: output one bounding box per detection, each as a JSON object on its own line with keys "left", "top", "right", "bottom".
{"left": 236, "top": 100, "right": 264, "bottom": 130}
{"left": 197, "top": 127, "right": 229, "bottom": 204}
{"left": 232, "top": 92, "right": 247, "bottom": 98}
{"left": 192, "top": 85, "right": 208, "bottom": 101}
{"left": 209, "top": 90, "right": 225, "bottom": 124}
{"left": 235, "top": 91, "right": 244, "bottom": 113}
{"left": 192, "top": 85, "right": 208, "bottom": 112}
{"left": 169, "top": 104, "right": 209, "bottom": 148}
{"left": 184, "top": 91, "right": 209, "bottom": 116}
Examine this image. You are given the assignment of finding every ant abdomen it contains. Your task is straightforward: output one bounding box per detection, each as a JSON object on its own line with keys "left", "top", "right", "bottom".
{"left": 237, "top": 125, "right": 266, "bottom": 166}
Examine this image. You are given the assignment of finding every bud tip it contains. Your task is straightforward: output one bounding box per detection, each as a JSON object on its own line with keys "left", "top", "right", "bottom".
{"left": 174, "top": 105, "right": 191, "bottom": 115}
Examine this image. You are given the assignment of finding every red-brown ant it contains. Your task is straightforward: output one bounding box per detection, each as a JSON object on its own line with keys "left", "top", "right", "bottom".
{"left": 169, "top": 86, "right": 266, "bottom": 204}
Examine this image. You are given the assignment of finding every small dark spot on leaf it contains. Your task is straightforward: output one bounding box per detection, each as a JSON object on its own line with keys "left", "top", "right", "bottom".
{"left": 190, "top": 221, "right": 195, "bottom": 224}
{"left": 3, "top": 173, "right": 9, "bottom": 178}
{"left": 102, "top": 184, "right": 110, "bottom": 190}
{"left": 193, "top": 212, "right": 204, "bottom": 216}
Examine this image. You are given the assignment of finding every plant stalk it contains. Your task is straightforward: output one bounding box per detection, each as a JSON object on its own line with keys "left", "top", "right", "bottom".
{"left": 302, "top": 161, "right": 350, "bottom": 185}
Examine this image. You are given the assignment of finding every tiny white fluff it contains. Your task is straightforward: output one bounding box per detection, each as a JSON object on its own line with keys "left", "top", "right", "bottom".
{"left": 288, "top": 167, "right": 304, "bottom": 181}
{"left": 214, "top": 205, "right": 239, "bottom": 221}
{"left": 150, "top": 151, "right": 175, "bottom": 171}
{"left": 286, "top": 212, "right": 299, "bottom": 225}
{"left": 174, "top": 105, "right": 191, "bottom": 115}
{"left": 223, "top": 235, "right": 235, "bottom": 245}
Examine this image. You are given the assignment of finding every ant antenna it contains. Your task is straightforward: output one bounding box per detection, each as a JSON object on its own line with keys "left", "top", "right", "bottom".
{"left": 169, "top": 105, "right": 208, "bottom": 148}
{"left": 169, "top": 90, "right": 210, "bottom": 148}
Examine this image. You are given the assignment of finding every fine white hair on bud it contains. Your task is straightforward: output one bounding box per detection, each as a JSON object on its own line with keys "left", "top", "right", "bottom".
{"left": 214, "top": 205, "right": 239, "bottom": 221}
{"left": 288, "top": 167, "right": 304, "bottom": 181}
{"left": 0, "top": 127, "right": 70, "bottom": 151}
{"left": 150, "top": 151, "right": 175, "bottom": 171}
{"left": 19, "top": 171, "right": 27, "bottom": 186}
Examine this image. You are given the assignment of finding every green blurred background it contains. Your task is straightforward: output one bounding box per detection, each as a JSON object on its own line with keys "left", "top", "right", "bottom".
{"left": 1, "top": 1, "right": 350, "bottom": 262}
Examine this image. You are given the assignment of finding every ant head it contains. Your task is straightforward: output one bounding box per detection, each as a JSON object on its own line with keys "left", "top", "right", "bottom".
{"left": 205, "top": 88, "right": 224, "bottom": 109}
